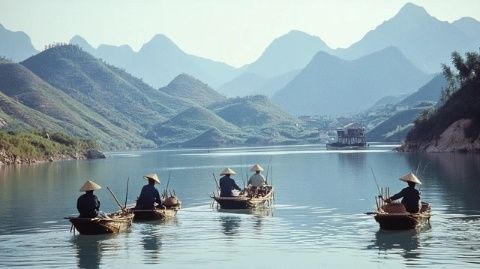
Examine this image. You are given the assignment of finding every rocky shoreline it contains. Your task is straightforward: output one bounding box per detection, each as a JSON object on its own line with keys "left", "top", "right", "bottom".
{"left": 0, "top": 149, "right": 106, "bottom": 166}
{"left": 397, "top": 119, "right": 480, "bottom": 153}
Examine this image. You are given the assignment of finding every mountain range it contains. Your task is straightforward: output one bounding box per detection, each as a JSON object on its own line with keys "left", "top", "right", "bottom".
{"left": 336, "top": 3, "right": 480, "bottom": 73}
{"left": 273, "top": 46, "right": 432, "bottom": 115}
{"left": 0, "top": 44, "right": 307, "bottom": 149}
{"left": 0, "top": 23, "right": 38, "bottom": 62}
{"left": 69, "top": 35, "right": 237, "bottom": 88}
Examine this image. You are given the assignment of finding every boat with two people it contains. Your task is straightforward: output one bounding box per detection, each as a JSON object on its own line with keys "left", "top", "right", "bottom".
{"left": 212, "top": 165, "right": 274, "bottom": 210}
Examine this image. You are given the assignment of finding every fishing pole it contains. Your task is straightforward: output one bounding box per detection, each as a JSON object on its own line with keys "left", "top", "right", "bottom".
{"left": 124, "top": 177, "right": 129, "bottom": 209}
{"left": 212, "top": 172, "right": 219, "bottom": 190}
{"left": 164, "top": 171, "right": 172, "bottom": 197}
{"left": 265, "top": 155, "right": 273, "bottom": 183}
{"left": 106, "top": 186, "right": 124, "bottom": 211}
{"left": 370, "top": 168, "right": 382, "bottom": 197}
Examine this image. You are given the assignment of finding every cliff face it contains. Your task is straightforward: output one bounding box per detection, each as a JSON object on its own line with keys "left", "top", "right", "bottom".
{"left": 399, "top": 119, "right": 480, "bottom": 152}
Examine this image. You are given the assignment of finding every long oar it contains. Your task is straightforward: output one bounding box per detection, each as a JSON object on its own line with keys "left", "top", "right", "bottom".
{"left": 212, "top": 173, "right": 219, "bottom": 190}
{"left": 107, "top": 186, "right": 124, "bottom": 211}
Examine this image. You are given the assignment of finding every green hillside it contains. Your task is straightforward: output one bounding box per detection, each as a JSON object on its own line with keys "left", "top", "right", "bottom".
{"left": 146, "top": 106, "right": 243, "bottom": 146}
{"left": 159, "top": 73, "right": 226, "bottom": 107}
{"left": 403, "top": 50, "right": 480, "bottom": 151}
{"left": 21, "top": 45, "right": 192, "bottom": 133}
{"left": 0, "top": 61, "right": 154, "bottom": 149}
{"left": 366, "top": 108, "right": 426, "bottom": 142}
{"left": 0, "top": 131, "right": 96, "bottom": 164}
{"left": 211, "top": 95, "right": 298, "bottom": 127}
{"left": 182, "top": 127, "right": 243, "bottom": 148}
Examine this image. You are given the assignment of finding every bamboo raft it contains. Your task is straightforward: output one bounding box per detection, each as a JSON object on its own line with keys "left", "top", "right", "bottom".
{"left": 212, "top": 185, "right": 274, "bottom": 210}
{"left": 66, "top": 210, "right": 134, "bottom": 235}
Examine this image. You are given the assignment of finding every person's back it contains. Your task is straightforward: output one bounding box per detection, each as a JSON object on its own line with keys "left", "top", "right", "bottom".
{"left": 219, "top": 168, "right": 241, "bottom": 197}
{"left": 386, "top": 173, "right": 422, "bottom": 213}
{"left": 392, "top": 186, "right": 420, "bottom": 213}
{"left": 248, "top": 173, "right": 266, "bottom": 187}
{"left": 77, "top": 192, "right": 100, "bottom": 218}
{"left": 136, "top": 173, "right": 161, "bottom": 209}
{"left": 137, "top": 184, "right": 161, "bottom": 209}
{"left": 76, "top": 180, "right": 102, "bottom": 218}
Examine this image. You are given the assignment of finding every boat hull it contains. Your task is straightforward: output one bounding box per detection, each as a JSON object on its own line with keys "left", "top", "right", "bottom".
{"left": 67, "top": 211, "right": 133, "bottom": 235}
{"left": 374, "top": 202, "right": 431, "bottom": 230}
{"left": 130, "top": 206, "right": 179, "bottom": 221}
{"left": 326, "top": 143, "right": 367, "bottom": 150}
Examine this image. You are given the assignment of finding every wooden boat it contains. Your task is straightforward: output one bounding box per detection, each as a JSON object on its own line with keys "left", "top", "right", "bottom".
{"left": 212, "top": 185, "right": 274, "bottom": 210}
{"left": 129, "top": 196, "right": 181, "bottom": 221}
{"left": 373, "top": 202, "right": 431, "bottom": 230}
{"left": 66, "top": 210, "right": 134, "bottom": 235}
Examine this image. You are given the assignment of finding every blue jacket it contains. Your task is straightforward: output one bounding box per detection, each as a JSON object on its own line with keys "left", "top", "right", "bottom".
{"left": 77, "top": 192, "right": 100, "bottom": 218}
{"left": 219, "top": 175, "right": 241, "bottom": 197}
{"left": 390, "top": 186, "right": 420, "bottom": 213}
{"left": 136, "top": 184, "right": 161, "bottom": 209}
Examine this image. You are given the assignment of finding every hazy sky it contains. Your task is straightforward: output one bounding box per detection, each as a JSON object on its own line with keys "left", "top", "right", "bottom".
{"left": 1, "top": 0, "right": 479, "bottom": 67}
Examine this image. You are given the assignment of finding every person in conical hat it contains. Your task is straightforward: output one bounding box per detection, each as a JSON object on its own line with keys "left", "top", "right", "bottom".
{"left": 248, "top": 164, "right": 266, "bottom": 187}
{"left": 385, "top": 172, "right": 422, "bottom": 213}
{"left": 77, "top": 180, "right": 101, "bottom": 218}
{"left": 136, "top": 173, "right": 162, "bottom": 209}
{"left": 219, "top": 168, "right": 241, "bottom": 197}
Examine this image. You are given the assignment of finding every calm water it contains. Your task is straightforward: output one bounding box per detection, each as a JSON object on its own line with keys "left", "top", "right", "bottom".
{"left": 1, "top": 144, "right": 480, "bottom": 268}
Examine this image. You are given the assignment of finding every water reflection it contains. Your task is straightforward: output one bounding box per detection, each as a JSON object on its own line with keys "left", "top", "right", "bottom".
{"left": 406, "top": 153, "right": 480, "bottom": 213}
{"left": 368, "top": 229, "right": 422, "bottom": 261}
{"left": 141, "top": 228, "right": 163, "bottom": 263}
{"left": 71, "top": 234, "right": 115, "bottom": 269}
{"left": 219, "top": 216, "right": 241, "bottom": 236}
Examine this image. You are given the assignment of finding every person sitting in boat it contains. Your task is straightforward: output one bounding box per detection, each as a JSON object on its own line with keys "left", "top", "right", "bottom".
{"left": 136, "top": 173, "right": 162, "bottom": 210}
{"left": 248, "top": 164, "right": 266, "bottom": 187}
{"left": 77, "top": 180, "right": 102, "bottom": 218}
{"left": 385, "top": 172, "right": 421, "bottom": 213}
{"left": 219, "top": 168, "right": 242, "bottom": 197}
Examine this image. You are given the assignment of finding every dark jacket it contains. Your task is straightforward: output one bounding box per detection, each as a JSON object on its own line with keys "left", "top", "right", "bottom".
{"left": 390, "top": 186, "right": 420, "bottom": 213}
{"left": 77, "top": 192, "right": 100, "bottom": 218}
{"left": 219, "top": 175, "right": 242, "bottom": 197}
{"left": 136, "top": 184, "right": 161, "bottom": 209}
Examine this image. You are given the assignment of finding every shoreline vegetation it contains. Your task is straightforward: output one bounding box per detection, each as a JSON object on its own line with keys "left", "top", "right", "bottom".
{"left": 398, "top": 50, "right": 480, "bottom": 153}
{"left": 0, "top": 131, "right": 105, "bottom": 165}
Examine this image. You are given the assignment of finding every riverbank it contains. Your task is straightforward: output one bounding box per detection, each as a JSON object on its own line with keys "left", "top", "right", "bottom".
{"left": 0, "top": 131, "right": 105, "bottom": 165}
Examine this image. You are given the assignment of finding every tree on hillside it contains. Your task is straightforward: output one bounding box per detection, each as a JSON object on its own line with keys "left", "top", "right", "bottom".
{"left": 441, "top": 49, "right": 480, "bottom": 103}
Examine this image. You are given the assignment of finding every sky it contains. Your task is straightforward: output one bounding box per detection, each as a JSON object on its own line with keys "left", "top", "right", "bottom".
{"left": 1, "top": 0, "right": 479, "bottom": 67}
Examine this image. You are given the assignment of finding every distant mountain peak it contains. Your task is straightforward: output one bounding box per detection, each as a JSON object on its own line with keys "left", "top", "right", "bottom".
{"left": 396, "top": 2, "right": 430, "bottom": 18}
{"left": 69, "top": 35, "right": 96, "bottom": 53}
{"left": 141, "top": 34, "right": 181, "bottom": 52}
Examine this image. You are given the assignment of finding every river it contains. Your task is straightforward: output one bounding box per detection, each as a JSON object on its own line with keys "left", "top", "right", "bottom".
{"left": 0, "top": 144, "right": 479, "bottom": 268}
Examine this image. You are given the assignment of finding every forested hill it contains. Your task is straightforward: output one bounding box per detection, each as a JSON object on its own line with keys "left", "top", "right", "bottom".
{"left": 399, "top": 50, "right": 480, "bottom": 152}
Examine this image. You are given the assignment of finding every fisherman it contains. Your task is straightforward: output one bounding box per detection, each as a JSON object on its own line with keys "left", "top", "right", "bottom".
{"left": 136, "top": 173, "right": 162, "bottom": 209}
{"left": 248, "top": 164, "right": 266, "bottom": 187}
{"left": 385, "top": 172, "right": 422, "bottom": 213}
{"left": 219, "top": 168, "right": 242, "bottom": 197}
{"left": 77, "top": 180, "right": 102, "bottom": 218}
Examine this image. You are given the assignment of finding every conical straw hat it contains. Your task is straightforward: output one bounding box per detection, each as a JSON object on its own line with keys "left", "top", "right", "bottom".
{"left": 143, "top": 173, "right": 160, "bottom": 184}
{"left": 250, "top": 164, "right": 264, "bottom": 172}
{"left": 79, "top": 180, "right": 102, "bottom": 192}
{"left": 220, "top": 168, "right": 236, "bottom": 175}
{"left": 399, "top": 172, "right": 422, "bottom": 184}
